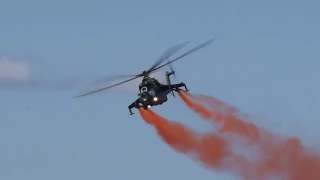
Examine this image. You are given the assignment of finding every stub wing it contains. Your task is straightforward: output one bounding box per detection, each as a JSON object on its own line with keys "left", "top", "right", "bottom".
{"left": 128, "top": 98, "right": 141, "bottom": 115}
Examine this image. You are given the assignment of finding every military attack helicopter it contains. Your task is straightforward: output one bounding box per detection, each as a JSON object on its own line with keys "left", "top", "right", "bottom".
{"left": 74, "top": 38, "right": 214, "bottom": 115}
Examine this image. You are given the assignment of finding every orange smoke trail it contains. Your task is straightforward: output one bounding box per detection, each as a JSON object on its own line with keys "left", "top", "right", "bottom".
{"left": 139, "top": 108, "right": 228, "bottom": 165}
{"left": 138, "top": 108, "right": 261, "bottom": 179}
{"left": 139, "top": 108, "right": 200, "bottom": 154}
{"left": 177, "top": 90, "right": 320, "bottom": 180}
{"left": 178, "top": 90, "right": 260, "bottom": 140}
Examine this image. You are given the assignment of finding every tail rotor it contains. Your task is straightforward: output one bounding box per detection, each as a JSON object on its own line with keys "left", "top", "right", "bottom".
{"left": 167, "top": 59, "right": 179, "bottom": 82}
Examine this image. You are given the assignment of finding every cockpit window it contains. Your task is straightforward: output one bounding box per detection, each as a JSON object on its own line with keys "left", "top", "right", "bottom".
{"left": 140, "top": 78, "right": 157, "bottom": 89}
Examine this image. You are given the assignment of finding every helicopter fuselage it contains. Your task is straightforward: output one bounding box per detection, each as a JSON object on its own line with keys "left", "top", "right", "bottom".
{"left": 137, "top": 77, "right": 170, "bottom": 107}
{"left": 127, "top": 71, "right": 189, "bottom": 115}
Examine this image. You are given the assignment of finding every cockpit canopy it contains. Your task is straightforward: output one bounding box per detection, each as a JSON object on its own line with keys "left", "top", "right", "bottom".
{"left": 139, "top": 77, "right": 161, "bottom": 96}
{"left": 140, "top": 78, "right": 158, "bottom": 89}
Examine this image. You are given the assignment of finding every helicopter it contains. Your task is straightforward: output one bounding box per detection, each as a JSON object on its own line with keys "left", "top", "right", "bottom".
{"left": 74, "top": 38, "right": 214, "bottom": 115}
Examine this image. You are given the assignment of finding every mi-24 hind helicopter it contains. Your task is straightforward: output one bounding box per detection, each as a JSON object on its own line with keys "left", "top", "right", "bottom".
{"left": 74, "top": 38, "right": 215, "bottom": 115}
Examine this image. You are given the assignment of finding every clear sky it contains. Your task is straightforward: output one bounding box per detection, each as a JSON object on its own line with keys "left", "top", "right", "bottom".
{"left": 1, "top": 0, "right": 319, "bottom": 179}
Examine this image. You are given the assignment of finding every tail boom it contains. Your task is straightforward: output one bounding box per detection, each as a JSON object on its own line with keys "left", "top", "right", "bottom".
{"left": 165, "top": 71, "right": 188, "bottom": 96}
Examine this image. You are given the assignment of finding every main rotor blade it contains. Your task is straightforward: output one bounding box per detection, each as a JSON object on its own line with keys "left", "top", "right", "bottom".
{"left": 74, "top": 76, "right": 140, "bottom": 98}
{"left": 151, "top": 38, "right": 215, "bottom": 72}
{"left": 89, "top": 74, "right": 140, "bottom": 86}
{"left": 146, "top": 41, "right": 190, "bottom": 73}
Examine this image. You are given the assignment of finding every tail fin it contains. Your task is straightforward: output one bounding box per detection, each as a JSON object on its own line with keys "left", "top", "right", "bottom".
{"left": 165, "top": 71, "right": 175, "bottom": 97}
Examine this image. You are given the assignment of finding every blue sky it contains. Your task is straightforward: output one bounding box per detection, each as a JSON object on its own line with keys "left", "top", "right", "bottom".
{"left": 1, "top": 0, "right": 319, "bottom": 179}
